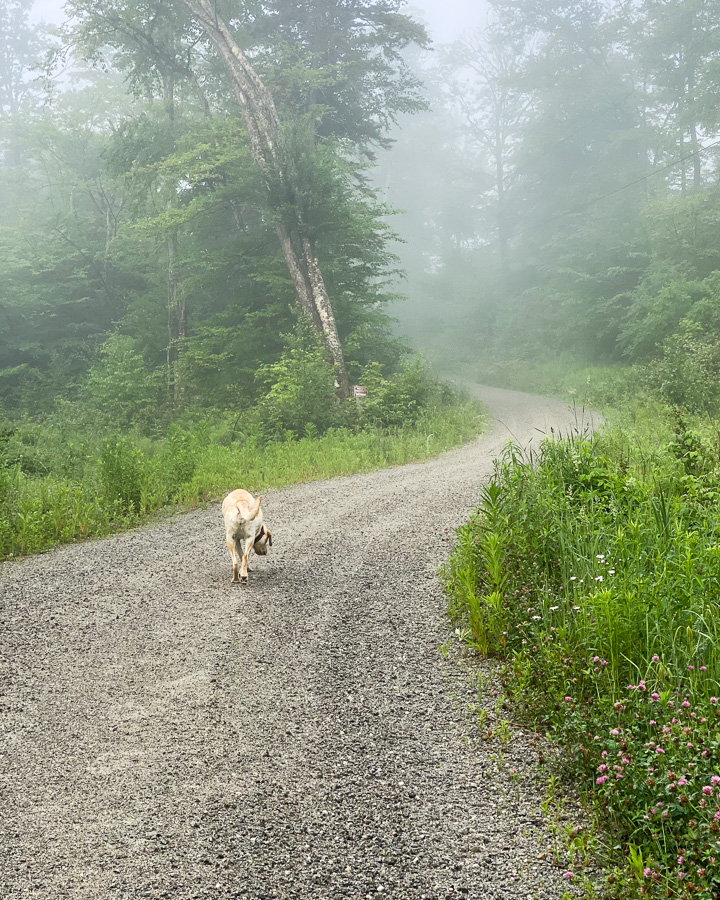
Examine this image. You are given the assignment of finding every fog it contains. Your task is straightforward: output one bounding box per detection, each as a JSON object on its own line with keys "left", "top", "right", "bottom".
{"left": 2, "top": 0, "right": 719, "bottom": 413}
{"left": 31, "top": 0, "right": 490, "bottom": 41}
{"left": 409, "top": 0, "right": 490, "bottom": 41}
{"left": 375, "top": 0, "right": 720, "bottom": 386}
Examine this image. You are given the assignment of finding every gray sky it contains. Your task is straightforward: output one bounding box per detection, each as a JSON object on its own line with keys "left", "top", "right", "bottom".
{"left": 409, "top": 0, "right": 491, "bottom": 43}
{"left": 30, "top": 0, "right": 62, "bottom": 24}
{"left": 33, "top": 0, "right": 491, "bottom": 42}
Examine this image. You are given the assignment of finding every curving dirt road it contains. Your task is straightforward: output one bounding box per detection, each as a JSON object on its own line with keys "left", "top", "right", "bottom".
{"left": 1, "top": 385, "right": 588, "bottom": 899}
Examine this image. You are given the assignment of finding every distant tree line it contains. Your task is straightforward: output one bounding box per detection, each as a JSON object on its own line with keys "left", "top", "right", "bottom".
{"left": 382, "top": 0, "right": 720, "bottom": 407}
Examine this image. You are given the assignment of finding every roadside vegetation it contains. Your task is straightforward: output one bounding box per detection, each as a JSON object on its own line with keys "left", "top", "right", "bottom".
{"left": 446, "top": 369, "right": 720, "bottom": 897}
{"left": 0, "top": 347, "right": 481, "bottom": 563}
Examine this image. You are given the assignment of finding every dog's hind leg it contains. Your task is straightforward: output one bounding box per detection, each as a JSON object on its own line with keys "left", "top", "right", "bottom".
{"left": 240, "top": 539, "right": 252, "bottom": 584}
{"left": 227, "top": 538, "right": 240, "bottom": 583}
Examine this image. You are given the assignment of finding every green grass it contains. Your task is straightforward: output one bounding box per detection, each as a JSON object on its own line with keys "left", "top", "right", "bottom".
{"left": 445, "top": 404, "right": 720, "bottom": 899}
{"left": 467, "top": 356, "right": 648, "bottom": 411}
{"left": 0, "top": 401, "right": 484, "bottom": 562}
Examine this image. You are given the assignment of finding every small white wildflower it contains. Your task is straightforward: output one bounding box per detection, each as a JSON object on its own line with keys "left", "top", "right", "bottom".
{"left": 608, "top": 569, "right": 615, "bottom": 575}
{"left": 550, "top": 605, "right": 559, "bottom": 611}
{"left": 596, "top": 554, "right": 605, "bottom": 560}
{"left": 570, "top": 576, "right": 577, "bottom": 581}
{"left": 573, "top": 606, "right": 581, "bottom": 611}
{"left": 532, "top": 615, "right": 541, "bottom": 620}
{"left": 595, "top": 576, "right": 604, "bottom": 582}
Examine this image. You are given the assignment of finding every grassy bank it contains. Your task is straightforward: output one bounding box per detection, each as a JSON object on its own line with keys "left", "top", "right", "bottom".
{"left": 445, "top": 402, "right": 720, "bottom": 898}
{"left": 471, "top": 358, "right": 641, "bottom": 406}
{"left": 0, "top": 400, "right": 483, "bottom": 562}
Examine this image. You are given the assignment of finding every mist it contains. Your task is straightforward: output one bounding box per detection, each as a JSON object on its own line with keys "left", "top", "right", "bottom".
{"left": 375, "top": 0, "right": 720, "bottom": 396}
{"left": 3, "top": 0, "right": 720, "bottom": 420}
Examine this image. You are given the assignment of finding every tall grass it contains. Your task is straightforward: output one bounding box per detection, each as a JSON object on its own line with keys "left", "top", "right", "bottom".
{"left": 0, "top": 402, "right": 482, "bottom": 562}
{"left": 446, "top": 411, "right": 720, "bottom": 898}
{"left": 468, "top": 356, "right": 648, "bottom": 411}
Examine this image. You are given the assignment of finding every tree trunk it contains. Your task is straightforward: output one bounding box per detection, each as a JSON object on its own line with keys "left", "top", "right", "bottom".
{"left": 302, "top": 236, "right": 347, "bottom": 390}
{"left": 495, "top": 121, "right": 509, "bottom": 288}
{"left": 686, "top": 75, "right": 701, "bottom": 190}
{"left": 274, "top": 221, "right": 322, "bottom": 331}
{"left": 179, "top": 0, "right": 351, "bottom": 398}
{"left": 166, "top": 231, "right": 186, "bottom": 404}
{"left": 680, "top": 132, "right": 687, "bottom": 195}
{"left": 162, "top": 68, "right": 186, "bottom": 404}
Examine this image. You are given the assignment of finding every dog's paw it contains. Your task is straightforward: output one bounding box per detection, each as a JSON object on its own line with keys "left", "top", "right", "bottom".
{"left": 240, "top": 576, "right": 248, "bottom": 585}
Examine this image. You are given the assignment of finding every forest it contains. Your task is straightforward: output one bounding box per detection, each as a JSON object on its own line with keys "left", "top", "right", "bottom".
{"left": 5, "top": 0, "right": 720, "bottom": 432}
{"left": 0, "top": 0, "right": 430, "bottom": 417}
{"left": 385, "top": 0, "right": 720, "bottom": 415}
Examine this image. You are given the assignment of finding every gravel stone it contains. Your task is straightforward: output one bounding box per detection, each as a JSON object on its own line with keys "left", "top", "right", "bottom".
{"left": 0, "top": 385, "right": 589, "bottom": 899}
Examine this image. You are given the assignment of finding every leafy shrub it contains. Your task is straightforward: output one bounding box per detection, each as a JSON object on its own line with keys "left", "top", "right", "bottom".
{"left": 668, "top": 413, "right": 716, "bottom": 477}
{"left": 0, "top": 420, "right": 52, "bottom": 475}
{"left": 647, "top": 325, "right": 720, "bottom": 414}
{"left": 358, "top": 356, "right": 448, "bottom": 429}
{"left": 99, "top": 436, "right": 147, "bottom": 514}
{"left": 255, "top": 324, "right": 343, "bottom": 438}
{"left": 617, "top": 262, "right": 703, "bottom": 360}
{"left": 0, "top": 466, "right": 17, "bottom": 558}
{"left": 153, "top": 425, "right": 201, "bottom": 496}
{"left": 0, "top": 410, "right": 14, "bottom": 467}
{"left": 86, "top": 334, "right": 158, "bottom": 429}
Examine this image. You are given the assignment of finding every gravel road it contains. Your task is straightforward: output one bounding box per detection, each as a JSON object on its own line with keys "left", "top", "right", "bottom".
{"left": 1, "top": 385, "right": 589, "bottom": 900}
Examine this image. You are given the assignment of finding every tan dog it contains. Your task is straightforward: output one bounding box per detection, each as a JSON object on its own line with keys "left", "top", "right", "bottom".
{"left": 222, "top": 489, "right": 272, "bottom": 584}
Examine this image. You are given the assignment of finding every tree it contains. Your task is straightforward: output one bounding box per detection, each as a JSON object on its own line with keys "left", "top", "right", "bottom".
{"left": 237, "top": 0, "right": 428, "bottom": 151}
{"left": 67, "top": 0, "right": 426, "bottom": 399}
{"left": 637, "top": 0, "right": 720, "bottom": 192}
{"left": 443, "top": 28, "right": 531, "bottom": 284}
{"left": 66, "top": 0, "right": 215, "bottom": 402}
{"left": 175, "top": 0, "right": 351, "bottom": 395}
{"left": 0, "top": 0, "right": 48, "bottom": 166}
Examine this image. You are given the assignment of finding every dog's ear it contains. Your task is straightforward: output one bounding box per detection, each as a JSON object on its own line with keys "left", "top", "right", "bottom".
{"left": 250, "top": 495, "right": 262, "bottom": 518}
{"left": 266, "top": 527, "right": 272, "bottom": 547}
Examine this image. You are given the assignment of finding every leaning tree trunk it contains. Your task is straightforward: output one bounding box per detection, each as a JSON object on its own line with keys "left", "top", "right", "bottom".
{"left": 162, "top": 68, "right": 187, "bottom": 404}
{"left": 178, "top": 0, "right": 351, "bottom": 398}
{"left": 166, "top": 230, "right": 186, "bottom": 405}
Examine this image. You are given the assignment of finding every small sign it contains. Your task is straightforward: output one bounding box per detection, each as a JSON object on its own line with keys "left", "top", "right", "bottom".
{"left": 353, "top": 385, "right": 367, "bottom": 399}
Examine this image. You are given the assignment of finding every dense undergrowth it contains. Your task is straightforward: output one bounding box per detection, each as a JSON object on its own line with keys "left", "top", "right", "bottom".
{"left": 446, "top": 400, "right": 720, "bottom": 899}
{"left": 0, "top": 357, "right": 482, "bottom": 563}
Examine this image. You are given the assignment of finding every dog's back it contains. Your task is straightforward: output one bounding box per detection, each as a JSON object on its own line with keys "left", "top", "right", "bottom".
{"left": 222, "top": 489, "right": 263, "bottom": 540}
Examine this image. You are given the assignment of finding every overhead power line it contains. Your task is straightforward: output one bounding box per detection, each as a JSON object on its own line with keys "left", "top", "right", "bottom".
{"left": 565, "top": 136, "right": 720, "bottom": 213}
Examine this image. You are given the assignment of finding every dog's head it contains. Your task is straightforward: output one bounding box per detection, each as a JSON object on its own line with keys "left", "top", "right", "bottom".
{"left": 253, "top": 525, "right": 272, "bottom": 556}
